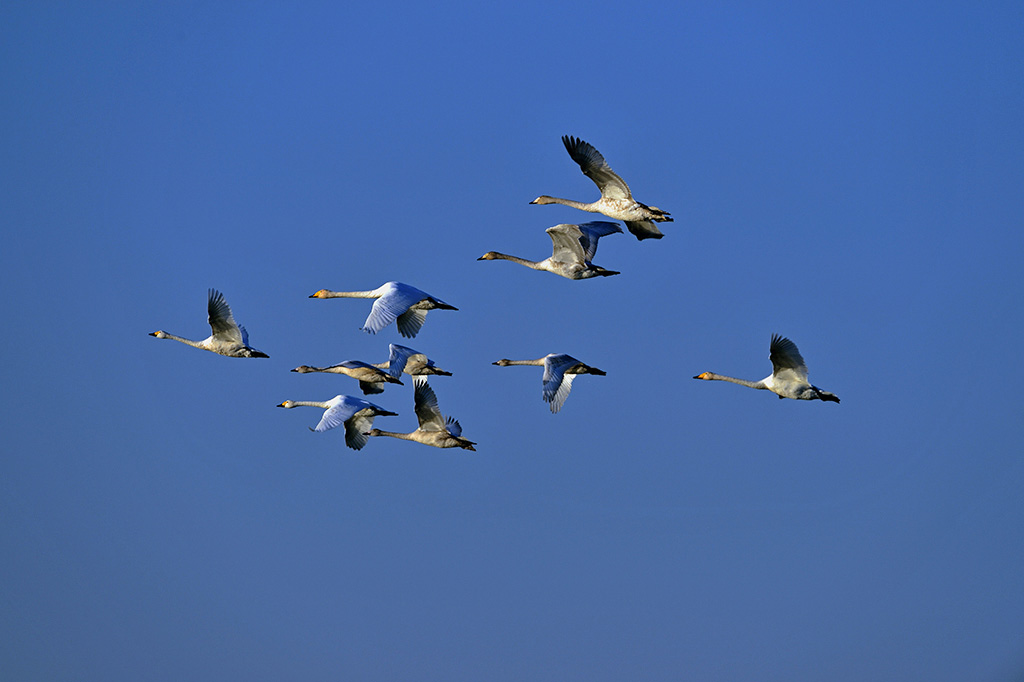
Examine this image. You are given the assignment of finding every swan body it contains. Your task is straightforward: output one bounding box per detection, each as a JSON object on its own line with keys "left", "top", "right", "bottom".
{"left": 291, "top": 360, "right": 403, "bottom": 395}
{"left": 366, "top": 376, "right": 476, "bottom": 450}
{"left": 149, "top": 289, "right": 269, "bottom": 358}
{"left": 493, "top": 353, "right": 606, "bottom": 413}
{"left": 530, "top": 135, "right": 672, "bottom": 241}
{"left": 693, "top": 335, "right": 840, "bottom": 403}
{"left": 310, "top": 281, "right": 457, "bottom": 338}
{"left": 478, "top": 222, "right": 623, "bottom": 280}
{"left": 276, "top": 395, "right": 397, "bottom": 450}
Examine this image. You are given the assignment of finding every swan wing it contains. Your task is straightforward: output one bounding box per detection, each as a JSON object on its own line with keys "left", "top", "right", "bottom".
{"left": 562, "top": 135, "right": 632, "bottom": 201}
{"left": 769, "top": 335, "right": 809, "bottom": 384}
{"left": 313, "top": 396, "right": 361, "bottom": 433}
{"left": 542, "top": 354, "right": 578, "bottom": 413}
{"left": 623, "top": 221, "right": 664, "bottom": 241}
{"left": 387, "top": 344, "right": 416, "bottom": 379}
{"left": 207, "top": 289, "right": 243, "bottom": 344}
{"left": 546, "top": 224, "right": 587, "bottom": 264}
{"left": 413, "top": 376, "right": 446, "bottom": 431}
{"left": 396, "top": 309, "right": 427, "bottom": 338}
{"left": 344, "top": 412, "right": 376, "bottom": 450}
{"left": 576, "top": 221, "right": 623, "bottom": 261}
{"left": 547, "top": 373, "right": 576, "bottom": 413}
{"left": 359, "top": 380, "right": 385, "bottom": 395}
{"left": 445, "top": 416, "right": 463, "bottom": 437}
{"left": 361, "top": 283, "right": 420, "bottom": 334}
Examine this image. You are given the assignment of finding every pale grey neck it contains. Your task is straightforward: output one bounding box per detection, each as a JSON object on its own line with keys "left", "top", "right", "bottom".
{"left": 490, "top": 253, "right": 543, "bottom": 269}
{"left": 163, "top": 333, "right": 204, "bottom": 349}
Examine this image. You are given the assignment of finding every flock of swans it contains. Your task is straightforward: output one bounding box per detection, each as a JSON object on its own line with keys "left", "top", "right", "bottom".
{"left": 150, "top": 135, "right": 839, "bottom": 452}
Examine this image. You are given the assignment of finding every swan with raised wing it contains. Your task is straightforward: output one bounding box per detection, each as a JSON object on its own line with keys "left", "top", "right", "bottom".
{"left": 149, "top": 289, "right": 268, "bottom": 358}
{"left": 693, "top": 335, "right": 840, "bottom": 403}
{"left": 478, "top": 222, "right": 622, "bottom": 279}
{"left": 366, "top": 376, "right": 476, "bottom": 450}
{"left": 310, "top": 281, "right": 457, "bottom": 338}
{"left": 530, "top": 135, "right": 672, "bottom": 241}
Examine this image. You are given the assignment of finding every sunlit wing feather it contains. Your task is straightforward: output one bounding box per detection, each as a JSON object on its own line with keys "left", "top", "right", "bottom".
{"left": 313, "top": 397, "right": 361, "bottom": 433}
{"left": 546, "top": 224, "right": 588, "bottom": 264}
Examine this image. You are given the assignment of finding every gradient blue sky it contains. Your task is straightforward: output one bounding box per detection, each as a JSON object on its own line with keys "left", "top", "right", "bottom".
{"left": 2, "top": 2, "right": 1023, "bottom": 680}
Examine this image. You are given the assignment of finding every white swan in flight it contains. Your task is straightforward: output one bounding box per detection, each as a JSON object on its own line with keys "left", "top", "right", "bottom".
{"left": 276, "top": 395, "right": 398, "bottom": 450}
{"left": 291, "top": 360, "right": 404, "bottom": 395}
{"left": 693, "top": 335, "right": 840, "bottom": 403}
{"left": 530, "top": 135, "right": 672, "bottom": 241}
{"left": 493, "top": 353, "right": 606, "bottom": 413}
{"left": 478, "top": 222, "right": 623, "bottom": 280}
{"left": 310, "top": 281, "right": 457, "bottom": 338}
{"left": 366, "top": 376, "right": 476, "bottom": 450}
{"left": 149, "top": 289, "right": 268, "bottom": 358}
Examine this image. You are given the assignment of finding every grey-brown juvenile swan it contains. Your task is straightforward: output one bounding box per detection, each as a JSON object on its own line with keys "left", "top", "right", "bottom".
{"left": 530, "top": 135, "right": 672, "bottom": 241}
{"left": 291, "top": 360, "right": 404, "bottom": 395}
{"left": 366, "top": 376, "right": 476, "bottom": 450}
{"left": 149, "top": 289, "right": 268, "bottom": 358}
{"left": 693, "top": 335, "right": 840, "bottom": 403}
{"left": 478, "top": 222, "right": 623, "bottom": 279}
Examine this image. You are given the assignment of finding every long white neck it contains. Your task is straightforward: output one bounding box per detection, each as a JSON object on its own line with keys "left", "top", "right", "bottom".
{"left": 283, "top": 400, "right": 331, "bottom": 409}
{"left": 313, "top": 286, "right": 386, "bottom": 299}
{"left": 498, "top": 358, "right": 547, "bottom": 367}
{"left": 700, "top": 373, "right": 767, "bottom": 390}
{"left": 152, "top": 331, "right": 206, "bottom": 350}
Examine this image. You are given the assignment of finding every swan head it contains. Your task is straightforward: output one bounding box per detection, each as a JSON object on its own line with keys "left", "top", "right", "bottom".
{"left": 478, "top": 252, "right": 501, "bottom": 261}
{"left": 529, "top": 195, "right": 557, "bottom": 205}
{"left": 309, "top": 289, "right": 331, "bottom": 298}
{"left": 291, "top": 366, "right": 315, "bottom": 373}
{"left": 365, "top": 429, "right": 382, "bottom": 437}
{"left": 149, "top": 330, "right": 167, "bottom": 338}
{"left": 693, "top": 372, "right": 712, "bottom": 380}
{"left": 492, "top": 359, "right": 512, "bottom": 367}
{"left": 277, "top": 401, "right": 296, "bottom": 408}
{"left": 817, "top": 390, "right": 840, "bottom": 403}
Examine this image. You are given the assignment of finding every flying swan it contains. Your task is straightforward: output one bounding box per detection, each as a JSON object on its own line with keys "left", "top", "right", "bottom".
{"left": 291, "top": 360, "right": 404, "bottom": 395}
{"left": 530, "top": 135, "right": 672, "bottom": 241}
{"left": 276, "top": 395, "right": 398, "bottom": 450}
{"left": 693, "top": 335, "right": 840, "bottom": 403}
{"left": 478, "top": 222, "right": 623, "bottom": 279}
{"left": 149, "top": 289, "right": 268, "bottom": 358}
{"left": 309, "top": 281, "right": 457, "bottom": 338}
{"left": 492, "top": 353, "right": 606, "bottom": 413}
{"left": 365, "top": 376, "right": 476, "bottom": 450}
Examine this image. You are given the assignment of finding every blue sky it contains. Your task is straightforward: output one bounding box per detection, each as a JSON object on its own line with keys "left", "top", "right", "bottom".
{"left": 2, "top": 1, "right": 1023, "bottom": 680}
